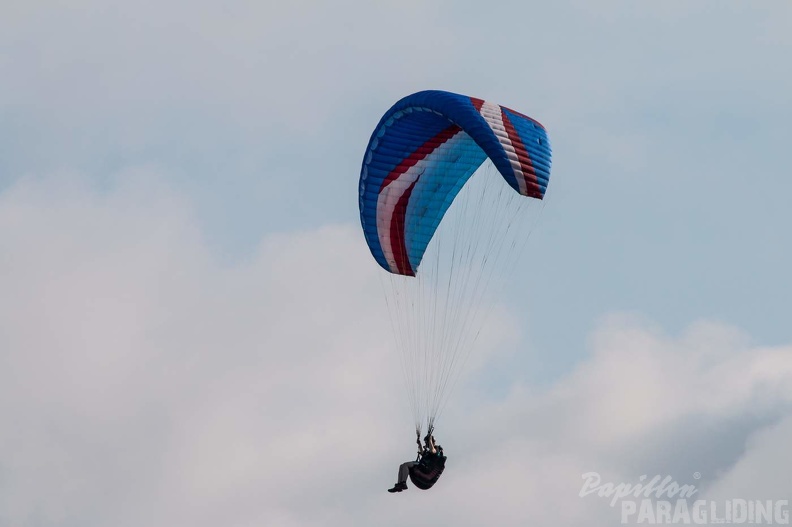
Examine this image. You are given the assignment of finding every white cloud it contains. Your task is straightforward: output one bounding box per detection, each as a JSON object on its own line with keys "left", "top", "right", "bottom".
{"left": 0, "top": 1, "right": 457, "bottom": 142}
{"left": 0, "top": 170, "right": 396, "bottom": 525}
{"left": 1, "top": 174, "right": 790, "bottom": 526}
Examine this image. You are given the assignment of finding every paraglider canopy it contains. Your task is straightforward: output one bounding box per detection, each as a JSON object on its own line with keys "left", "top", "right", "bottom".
{"left": 358, "top": 90, "right": 551, "bottom": 277}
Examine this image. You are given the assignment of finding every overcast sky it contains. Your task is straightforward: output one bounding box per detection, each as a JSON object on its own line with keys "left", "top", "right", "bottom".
{"left": 1, "top": 1, "right": 791, "bottom": 526}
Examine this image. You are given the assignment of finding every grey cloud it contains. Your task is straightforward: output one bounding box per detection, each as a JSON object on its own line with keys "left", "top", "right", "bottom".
{"left": 1, "top": 173, "right": 790, "bottom": 526}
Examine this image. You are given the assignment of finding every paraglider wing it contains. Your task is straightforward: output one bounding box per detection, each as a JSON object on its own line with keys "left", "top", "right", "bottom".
{"left": 358, "top": 90, "right": 552, "bottom": 277}
{"left": 359, "top": 90, "right": 553, "bottom": 435}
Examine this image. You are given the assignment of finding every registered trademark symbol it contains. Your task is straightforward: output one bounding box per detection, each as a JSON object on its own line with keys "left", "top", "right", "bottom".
{"left": 693, "top": 472, "right": 701, "bottom": 480}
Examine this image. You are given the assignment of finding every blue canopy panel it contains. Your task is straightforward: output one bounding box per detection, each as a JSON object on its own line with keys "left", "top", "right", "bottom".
{"left": 358, "top": 90, "right": 552, "bottom": 276}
